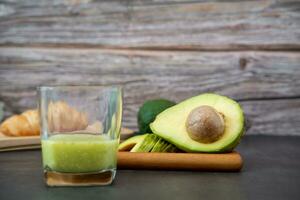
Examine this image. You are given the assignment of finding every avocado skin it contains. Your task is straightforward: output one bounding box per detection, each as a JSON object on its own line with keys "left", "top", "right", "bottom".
{"left": 150, "top": 93, "right": 245, "bottom": 153}
{"left": 137, "top": 99, "right": 176, "bottom": 134}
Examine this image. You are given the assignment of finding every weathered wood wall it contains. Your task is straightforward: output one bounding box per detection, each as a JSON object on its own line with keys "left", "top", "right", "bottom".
{"left": 0, "top": 0, "right": 299, "bottom": 135}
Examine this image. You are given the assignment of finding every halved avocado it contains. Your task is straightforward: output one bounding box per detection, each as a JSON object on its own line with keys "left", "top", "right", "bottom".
{"left": 150, "top": 93, "right": 244, "bottom": 153}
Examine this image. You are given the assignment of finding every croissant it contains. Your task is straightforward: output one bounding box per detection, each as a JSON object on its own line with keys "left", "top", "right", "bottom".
{"left": 0, "top": 101, "right": 88, "bottom": 137}
{"left": 0, "top": 110, "right": 40, "bottom": 136}
{"left": 47, "top": 101, "right": 88, "bottom": 132}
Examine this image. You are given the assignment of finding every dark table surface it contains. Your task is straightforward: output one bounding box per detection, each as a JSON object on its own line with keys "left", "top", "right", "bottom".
{"left": 0, "top": 135, "right": 299, "bottom": 200}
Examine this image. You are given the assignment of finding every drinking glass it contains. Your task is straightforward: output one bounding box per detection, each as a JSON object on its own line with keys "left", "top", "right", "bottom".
{"left": 38, "top": 86, "right": 122, "bottom": 186}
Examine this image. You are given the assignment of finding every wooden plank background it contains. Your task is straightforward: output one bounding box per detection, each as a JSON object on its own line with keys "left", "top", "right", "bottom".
{"left": 0, "top": 0, "right": 299, "bottom": 135}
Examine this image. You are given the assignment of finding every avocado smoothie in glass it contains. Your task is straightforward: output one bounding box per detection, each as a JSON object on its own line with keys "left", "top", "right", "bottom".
{"left": 42, "top": 134, "right": 118, "bottom": 173}
{"left": 39, "top": 86, "right": 122, "bottom": 186}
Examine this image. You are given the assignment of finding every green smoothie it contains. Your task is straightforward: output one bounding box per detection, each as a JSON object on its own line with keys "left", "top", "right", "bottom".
{"left": 42, "top": 134, "right": 118, "bottom": 173}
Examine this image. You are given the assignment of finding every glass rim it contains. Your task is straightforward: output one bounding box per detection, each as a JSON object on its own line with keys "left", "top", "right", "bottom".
{"left": 37, "top": 84, "right": 122, "bottom": 91}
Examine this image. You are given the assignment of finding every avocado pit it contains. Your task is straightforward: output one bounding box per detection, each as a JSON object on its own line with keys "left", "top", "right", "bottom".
{"left": 186, "top": 105, "right": 225, "bottom": 143}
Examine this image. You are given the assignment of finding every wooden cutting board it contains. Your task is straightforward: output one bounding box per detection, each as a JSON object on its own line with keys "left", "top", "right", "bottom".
{"left": 0, "top": 127, "right": 134, "bottom": 152}
{"left": 0, "top": 129, "right": 243, "bottom": 171}
{"left": 0, "top": 136, "right": 40, "bottom": 152}
{"left": 117, "top": 151, "right": 243, "bottom": 171}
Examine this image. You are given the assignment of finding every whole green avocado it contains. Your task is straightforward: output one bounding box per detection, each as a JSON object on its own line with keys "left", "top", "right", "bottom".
{"left": 138, "top": 99, "right": 176, "bottom": 134}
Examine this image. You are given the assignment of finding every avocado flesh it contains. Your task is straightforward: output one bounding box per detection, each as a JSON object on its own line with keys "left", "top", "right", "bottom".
{"left": 150, "top": 93, "right": 244, "bottom": 153}
{"left": 151, "top": 137, "right": 177, "bottom": 152}
{"left": 150, "top": 137, "right": 163, "bottom": 152}
{"left": 119, "top": 134, "right": 178, "bottom": 153}
{"left": 118, "top": 134, "right": 148, "bottom": 151}
{"left": 134, "top": 134, "right": 160, "bottom": 152}
{"left": 133, "top": 134, "right": 178, "bottom": 153}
